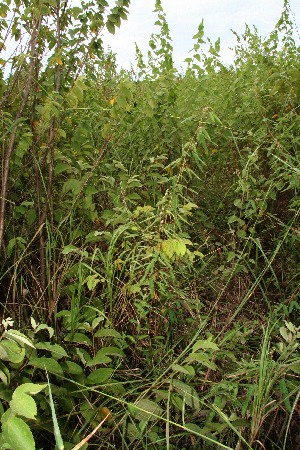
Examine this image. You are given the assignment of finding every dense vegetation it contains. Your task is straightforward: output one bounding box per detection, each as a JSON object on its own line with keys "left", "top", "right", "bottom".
{"left": 0, "top": 0, "right": 299, "bottom": 449}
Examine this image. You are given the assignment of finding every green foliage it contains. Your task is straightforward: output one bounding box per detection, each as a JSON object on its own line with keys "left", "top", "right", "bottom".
{"left": 0, "top": 0, "right": 299, "bottom": 449}
{"left": 0, "top": 321, "right": 45, "bottom": 450}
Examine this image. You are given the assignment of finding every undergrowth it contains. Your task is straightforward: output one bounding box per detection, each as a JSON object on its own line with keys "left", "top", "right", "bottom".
{"left": 0, "top": 0, "right": 299, "bottom": 449}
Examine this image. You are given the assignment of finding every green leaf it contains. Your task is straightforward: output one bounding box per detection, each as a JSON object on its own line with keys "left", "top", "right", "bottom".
{"left": 86, "top": 368, "right": 113, "bottom": 385}
{"left": 85, "top": 231, "right": 103, "bottom": 243}
{"left": 54, "top": 162, "right": 72, "bottom": 175}
{"left": 172, "top": 394, "right": 185, "bottom": 410}
{"left": 130, "top": 399, "right": 163, "bottom": 421}
{"left": 175, "top": 241, "right": 187, "bottom": 256}
{"left": 171, "top": 364, "right": 195, "bottom": 376}
{"left": 160, "top": 238, "right": 191, "bottom": 259}
{"left": 185, "top": 422, "right": 205, "bottom": 435}
{"left": 234, "top": 198, "right": 243, "bottom": 208}
{"left": 104, "top": 380, "right": 125, "bottom": 395}
{"left": 10, "top": 394, "right": 37, "bottom": 420}
{"left": 65, "top": 78, "right": 87, "bottom": 107}
{"left": 34, "top": 324, "right": 54, "bottom": 339}
{"left": 64, "top": 333, "right": 92, "bottom": 346}
{"left": 171, "top": 380, "right": 200, "bottom": 410}
{"left": 94, "top": 328, "right": 122, "bottom": 339}
{"left": 26, "top": 209, "right": 36, "bottom": 226}
{"left": 182, "top": 202, "right": 198, "bottom": 213}
{"left": 228, "top": 215, "right": 239, "bottom": 224}
{"left": 237, "top": 229, "right": 246, "bottom": 238}
{"left": 106, "top": 21, "right": 115, "bottom": 34}
{"left": 13, "top": 383, "right": 46, "bottom": 396}
{"left": 86, "top": 354, "right": 112, "bottom": 366}
{"left": 75, "top": 77, "right": 87, "bottom": 91}
{"left": 186, "top": 352, "right": 217, "bottom": 370}
{"left": 0, "top": 401, "right": 4, "bottom": 417}
{"left": 0, "top": 362, "right": 10, "bottom": 385}
{"left": 91, "top": 317, "right": 104, "bottom": 330}
{"left": 289, "top": 364, "right": 300, "bottom": 374}
{"left": 279, "top": 379, "right": 292, "bottom": 413}
{"left": 284, "top": 321, "right": 297, "bottom": 334}
{"left": 6, "top": 237, "right": 26, "bottom": 256}
{"left": 60, "top": 361, "right": 83, "bottom": 375}
{"left": 0, "top": 340, "right": 25, "bottom": 364}
{"left": 61, "top": 245, "right": 79, "bottom": 255}
{"left": 0, "top": 342, "right": 10, "bottom": 361}
{"left": 160, "top": 239, "right": 175, "bottom": 258}
{"left": 127, "top": 284, "right": 141, "bottom": 294}
{"left": 203, "top": 421, "right": 227, "bottom": 433}
{"left": 62, "top": 178, "right": 82, "bottom": 196}
{"left": 126, "top": 422, "right": 139, "bottom": 442}
{"left": 227, "top": 251, "right": 236, "bottom": 262}
{"left": 85, "top": 274, "right": 102, "bottom": 291}
{"left": 192, "top": 339, "right": 219, "bottom": 352}
{"left": 57, "top": 128, "right": 66, "bottom": 139}
{"left": 86, "top": 346, "right": 124, "bottom": 366}
{"left": 2, "top": 416, "right": 35, "bottom": 450}
{"left": 5, "top": 330, "right": 35, "bottom": 348}
{"left": 28, "top": 357, "right": 63, "bottom": 375}
{"left": 35, "top": 342, "right": 68, "bottom": 359}
{"left": 231, "top": 418, "right": 250, "bottom": 427}
{"left": 279, "top": 326, "right": 292, "bottom": 342}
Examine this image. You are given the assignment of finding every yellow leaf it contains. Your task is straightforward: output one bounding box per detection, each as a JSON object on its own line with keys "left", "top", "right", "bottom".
{"left": 114, "top": 258, "right": 123, "bottom": 270}
{"left": 110, "top": 96, "right": 117, "bottom": 106}
{"left": 99, "top": 407, "right": 112, "bottom": 422}
{"left": 91, "top": 27, "right": 97, "bottom": 34}
{"left": 89, "top": 53, "right": 95, "bottom": 59}
{"left": 57, "top": 59, "right": 63, "bottom": 66}
{"left": 1, "top": 12, "right": 6, "bottom": 18}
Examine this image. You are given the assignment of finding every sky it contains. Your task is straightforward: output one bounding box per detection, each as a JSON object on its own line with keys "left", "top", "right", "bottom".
{"left": 103, "top": 0, "right": 300, "bottom": 70}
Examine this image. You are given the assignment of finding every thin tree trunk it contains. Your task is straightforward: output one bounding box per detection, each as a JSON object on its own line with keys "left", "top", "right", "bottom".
{"left": 0, "top": 15, "right": 42, "bottom": 253}
{"left": 38, "top": 0, "right": 63, "bottom": 312}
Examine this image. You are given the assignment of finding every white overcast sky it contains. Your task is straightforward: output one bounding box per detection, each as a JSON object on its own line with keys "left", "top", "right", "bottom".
{"left": 104, "top": 0, "right": 300, "bottom": 69}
